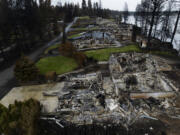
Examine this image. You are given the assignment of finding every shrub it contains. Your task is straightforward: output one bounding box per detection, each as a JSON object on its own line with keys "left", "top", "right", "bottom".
{"left": 45, "top": 71, "right": 57, "bottom": 82}
{"left": 14, "top": 55, "right": 40, "bottom": 84}
{"left": 59, "top": 42, "right": 87, "bottom": 67}
{"left": 0, "top": 99, "right": 41, "bottom": 135}
{"left": 59, "top": 42, "right": 77, "bottom": 57}
{"left": 73, "top": 52, "right": 87, "bottom": 67}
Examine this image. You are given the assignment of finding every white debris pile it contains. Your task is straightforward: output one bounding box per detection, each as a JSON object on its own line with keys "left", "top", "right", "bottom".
{"left": 53, "top": 53, "right": 179, "bottom": 128}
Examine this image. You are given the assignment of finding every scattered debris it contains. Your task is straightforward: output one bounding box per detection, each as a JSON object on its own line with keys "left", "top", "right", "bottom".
{"left": 50, "top": 53, "right": 179, "bottom": 128}
{"left": 1, "top": 53, "right": 179, "bottom": 130}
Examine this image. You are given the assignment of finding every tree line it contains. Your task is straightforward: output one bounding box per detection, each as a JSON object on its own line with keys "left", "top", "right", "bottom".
{"left": 0, "top": 0, "right": 55, "bottom": 64}
{"left": 0, "top": 0, "right": 110, "bottom": 66}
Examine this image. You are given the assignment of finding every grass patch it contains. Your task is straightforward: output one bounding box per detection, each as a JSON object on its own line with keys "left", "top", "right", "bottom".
{"left": 36, "top": 56, "right": 78, "bottom": 75}
{"left": 79, "top": 16, "right": 90, "bottom": 20}
{"left": 44, "top": 44, "right": 60, "bottom": 54}
{"left": 74, "top": 28, "right": 88, "bottom": 31}
{"left": 85, "top": 44, "right": 178, "bottom": 61}
{"left": 150, "top": 51, "right": 176, "bottom": 57}
{"left": 68, "top": 27, "right": 99, "bottom": 39}
{"left": 68, "top": 31, "right": 84, "bottom": 36}
{"left": 109, "top": 19, "right": 115, "bottom": 22}
{"left": 73, "top": 27, "right": 99, "bottom": 31}
{"left": 85, "top": 45, "right": 142, "bottom": 61}
{"left": 72, "top": 17, "right": 94, "bottom": 28}
{"left": 150, "top": 51, "right": 179, "bottom": 60}
{"left": 89, "top": 27, "right": 99, "bottom": 31}
{"left": 68, "top": 33, "right": 82, "bottom": 39}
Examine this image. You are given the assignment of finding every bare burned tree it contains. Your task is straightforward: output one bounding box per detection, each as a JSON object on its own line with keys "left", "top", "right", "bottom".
{"left": 171, "top": 1, "right": 180, "bottom": 44}
{"left": 153, "top": 5, "right": 164, "bottom": 38}
{"left": 161, "top": 0, "right": 174, "bottom": 42}
{"left": 88, "top": 0, "right": 92, "bottom": 16}
{"left": 82, "top": 0, "right": 87, "bottom": 15}
{"left": 135, "top": 4, "right": 143, "bottom": 27}
{"left": 135, "top": 0, "right": 152, "bottom": 36}
{"left": 142, "top": 0, "right": 151, "bottom": 36}
{"left": 123, "top": 2, "right": 129, "bottom": 23}
{"left": 147, "top": 0, "right": 167, "bottom": 45}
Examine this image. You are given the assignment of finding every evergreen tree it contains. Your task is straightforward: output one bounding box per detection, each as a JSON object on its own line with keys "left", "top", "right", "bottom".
{"left": 88, "top": 0, "right": 92, "bottom": 16}
{"left": 14, "top": 55, "right": 40, "bottom": 84}
{"left": 82, "top": 0, "right": 87, "bottom": 15}
{"left": 0, "top": 99, "right": 41, "bottom": 135}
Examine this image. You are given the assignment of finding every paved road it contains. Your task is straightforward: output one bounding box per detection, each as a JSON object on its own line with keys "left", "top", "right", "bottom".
{"left": 0, "top": 17, "right": 78, "bottom": 99}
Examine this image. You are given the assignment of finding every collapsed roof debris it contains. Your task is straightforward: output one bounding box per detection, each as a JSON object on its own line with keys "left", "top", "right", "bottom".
{"left": 1, "top": 53, "right": 179, "bottom": 130}
{"left": 50, "top": 53, "right": 179, "bottom": 128}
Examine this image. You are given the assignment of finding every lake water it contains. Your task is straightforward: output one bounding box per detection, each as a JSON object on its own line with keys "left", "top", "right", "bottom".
{"left": 127, "top": 15, "right": 180, "bottom": 51}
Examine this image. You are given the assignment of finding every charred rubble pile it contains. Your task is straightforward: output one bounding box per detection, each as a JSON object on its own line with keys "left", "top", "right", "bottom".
{"left": 46, "top": 53, "right": 179, "bottom": 133}
{"left": 73, "top": 37, "right": 115, "bottom": 50}
{"left": 72, "top": 31, "right": 116, "bottom": 50}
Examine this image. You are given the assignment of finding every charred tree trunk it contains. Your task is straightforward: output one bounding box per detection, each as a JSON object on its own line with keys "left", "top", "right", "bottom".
{"left": 144, "top": 16, "right": 148, "bottom": 36}
{"left": 148, "top": 7, "right": 157, "bottom": 45}
{"left": 161, "top": 14, "right": 170, "bottom": 42}
{"left": 171, "top": 10, "right": 180, "bottom": 44}
{"left": 153, "top": 15, "right": 160, "bottom": 38}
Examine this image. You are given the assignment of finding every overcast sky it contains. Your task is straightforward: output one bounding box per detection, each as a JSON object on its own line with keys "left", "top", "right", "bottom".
{"left": 52, "top": 0, "right": 142, "bottom": 11}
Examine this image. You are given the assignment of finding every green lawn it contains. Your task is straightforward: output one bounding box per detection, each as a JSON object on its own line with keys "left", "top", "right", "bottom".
{"left": 73, "top": 28, "right": 88, "bottom": 31}
{"left": 44, "top": 44, "right": 60, "bottom": 54}
{"left": 85, "top": 44, "right": 178, "bottom": 61}
{"left": 85, "top": 45, "right": 142, "bottom": 61}
{"left": 36, "top": 56, "right": 78, "bottom": 75}
{"left": 38, "top": 44, "right": 178, "bottom": 75}
{"left": 68, "top": 33, "right": 82, "bottom": 39}
{"left": 73, "top": 27, "right": 99, "bottom": 31}
{"left": 68, "top": 27, "right": 99, "bottom": 39}
{"left": 109, "top": 19, "right": 115, "bottom": 22}
{"left": 69, "top": 27, "right": 93, "bottom": 39}
{"left": 79, "top": 16, "right": 90, "bottom": 20}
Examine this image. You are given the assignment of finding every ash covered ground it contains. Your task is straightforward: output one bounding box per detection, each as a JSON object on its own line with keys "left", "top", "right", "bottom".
{"left": 39, "top": 53, "right": 180, "bottom": 135}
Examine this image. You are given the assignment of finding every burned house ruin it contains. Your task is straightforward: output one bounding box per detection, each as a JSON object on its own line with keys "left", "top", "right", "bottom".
{"left": 40, "top": 53, "right": 179, "bottom": 130}
{"left": 1, "top": 52, "right": 180, "bottom": 134}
